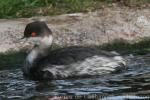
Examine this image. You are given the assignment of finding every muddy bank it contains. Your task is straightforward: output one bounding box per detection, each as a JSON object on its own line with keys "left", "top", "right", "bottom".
{"left": 0, "top": 6, "right": 150, "bottom": 52}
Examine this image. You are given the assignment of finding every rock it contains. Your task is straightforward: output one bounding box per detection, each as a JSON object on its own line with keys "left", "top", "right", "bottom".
{"left": 0, "top": 6, "right": 150, "bottom": 53}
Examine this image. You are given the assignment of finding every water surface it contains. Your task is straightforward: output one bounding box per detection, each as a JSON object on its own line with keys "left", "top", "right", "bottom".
{"left": 0, "top": 54, "right": 150, "bottom": 100}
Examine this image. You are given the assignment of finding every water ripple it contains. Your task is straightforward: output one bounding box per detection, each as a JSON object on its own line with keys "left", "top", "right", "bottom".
{"left": 0, "top": 55, "right": 150, "bottom": 100}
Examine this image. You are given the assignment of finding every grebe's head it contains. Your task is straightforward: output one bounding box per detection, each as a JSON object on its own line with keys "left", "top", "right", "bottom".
{"left": 22, "top": 21, "right": 53, "bottom": 47}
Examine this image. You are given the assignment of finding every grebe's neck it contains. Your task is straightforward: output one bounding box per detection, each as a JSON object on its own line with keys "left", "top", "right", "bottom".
{"left": 26, "top": 35, "right": 53, "bottom": 65}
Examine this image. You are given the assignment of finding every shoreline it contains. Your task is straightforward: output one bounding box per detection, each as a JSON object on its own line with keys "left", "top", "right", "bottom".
{"left": 0, "top": 6, "right": 150, "bottom": 53}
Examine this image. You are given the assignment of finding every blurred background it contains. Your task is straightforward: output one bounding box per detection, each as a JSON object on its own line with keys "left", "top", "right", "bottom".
{"left": 0, "top": 0, "right": 150, "bottom": 18}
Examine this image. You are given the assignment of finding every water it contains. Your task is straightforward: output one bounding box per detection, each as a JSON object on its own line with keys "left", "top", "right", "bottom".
{"left": 0, "top": 54, "right": 150, "bottom": 100}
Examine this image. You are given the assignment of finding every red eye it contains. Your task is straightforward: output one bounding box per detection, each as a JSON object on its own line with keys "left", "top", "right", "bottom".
{"left": 31, "top": 32, "right": 37, "bottom": 37}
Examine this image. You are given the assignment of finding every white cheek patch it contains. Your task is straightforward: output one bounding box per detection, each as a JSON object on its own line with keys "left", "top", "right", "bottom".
{"left": 25, "top": 35, "right": 53, "bottom": 65}
{"left": 41, "top": 35, "right": 53, "bottom": 47}
{"left": 27, "top": 37, "right": 41, "bottom": 46}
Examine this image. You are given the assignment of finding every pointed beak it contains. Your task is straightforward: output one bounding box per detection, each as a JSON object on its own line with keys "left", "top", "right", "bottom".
{"left": 19, "top": 36, "right": 27, "bottom": 42}
{"left": 13, "top": 36, "right": 27, "bottom": 43}
{"left": 20, "top": 36, "right": 25, "bottom": 39}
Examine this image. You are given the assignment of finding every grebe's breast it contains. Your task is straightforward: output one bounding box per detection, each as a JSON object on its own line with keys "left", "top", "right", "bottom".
{"left": 37, "top": 46, "right": 126, "bottom": 80}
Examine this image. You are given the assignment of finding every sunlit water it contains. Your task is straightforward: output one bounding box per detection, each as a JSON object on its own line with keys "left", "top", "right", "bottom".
{"left": 0, "top": 54, "right": 150, "bottom": 100}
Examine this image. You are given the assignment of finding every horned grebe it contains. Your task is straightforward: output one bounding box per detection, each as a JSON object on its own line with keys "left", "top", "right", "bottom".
{"left": 22, "top": 21, "right": 126, "bottom": 80}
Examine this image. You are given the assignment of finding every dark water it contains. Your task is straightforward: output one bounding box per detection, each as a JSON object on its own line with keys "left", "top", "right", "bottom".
{"left": 0, "top": 54, "right": 150, "bottom": 100}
